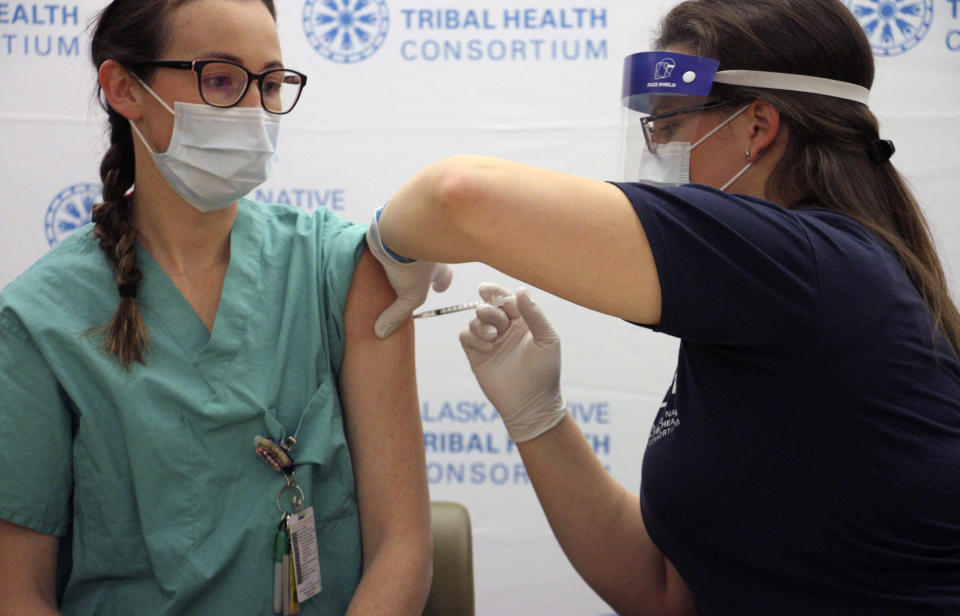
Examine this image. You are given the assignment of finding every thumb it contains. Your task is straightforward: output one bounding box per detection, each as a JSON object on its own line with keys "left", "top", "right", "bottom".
{"left": 432, "top": 263, "right": 453, "bottom": 292}
{"left": 478, "top": 282, "right": 520, "bottom": 319}
{"left": 515, "top": 288, "right": 558, "bottom": 344}
{"left": 374, "top": 298, "right": 415, "bottom": 339}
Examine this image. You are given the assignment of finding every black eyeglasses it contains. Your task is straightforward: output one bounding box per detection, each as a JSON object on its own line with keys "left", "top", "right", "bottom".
{"left": 640, "top": 99, "right": 738, "bottom": 153}
{"left": 136, "top": 59, "right": 307, "bottom": 114}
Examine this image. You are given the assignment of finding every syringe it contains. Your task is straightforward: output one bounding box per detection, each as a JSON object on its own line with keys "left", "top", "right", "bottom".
{"left": 412, "top": 295, "right": 511, "bottom": 319}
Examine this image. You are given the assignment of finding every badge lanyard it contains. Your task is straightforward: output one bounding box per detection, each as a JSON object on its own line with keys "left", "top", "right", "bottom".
{"left": 255, "top": 434, "right": 323, "bottom": 614}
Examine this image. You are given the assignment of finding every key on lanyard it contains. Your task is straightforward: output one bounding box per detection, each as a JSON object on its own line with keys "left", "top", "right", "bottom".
{"left": 260, "top": 435, "right": 318, "bottom": 613}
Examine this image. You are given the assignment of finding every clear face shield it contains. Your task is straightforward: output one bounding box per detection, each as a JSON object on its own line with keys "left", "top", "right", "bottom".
{"left": 620, "top": 53, "right": 723, "bottom": 183}
{"left": 619, "top": 51, "right": 874, "bottom": 185}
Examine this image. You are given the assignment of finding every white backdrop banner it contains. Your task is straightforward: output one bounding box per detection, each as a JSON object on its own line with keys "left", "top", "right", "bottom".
{"left": 1, "top": 1, "right": 958, "bottom": 614}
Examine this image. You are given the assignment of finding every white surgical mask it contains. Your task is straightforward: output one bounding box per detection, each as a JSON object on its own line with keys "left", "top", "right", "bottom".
{"left": 130, "top": 78, "right": 280, "bottom": 212}
{"left": 637, "top": 104, "right": 751, "bottom": 191}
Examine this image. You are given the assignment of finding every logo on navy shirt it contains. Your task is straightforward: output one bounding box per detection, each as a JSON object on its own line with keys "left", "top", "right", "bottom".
{"left": 844, "top": 0, "right": 934, "bottom": 56}
{"left": 648, "top": 372, "right": 680, "bottom": 445}
{"left": 303, "top": 0, "right": 390, "bottom": 63}
{"left": 45, "top": 183, "right": 101, "bottom": 246}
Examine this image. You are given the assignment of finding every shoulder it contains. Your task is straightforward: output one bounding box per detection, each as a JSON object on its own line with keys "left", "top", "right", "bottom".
{"left": 0, "top": 226, "right": 115, "bottom": 352}
{"left": 240, "top": 199, "right": 366, "bottom": 249}
{"left": 612, "top": 182, "right": 896, "bottom": 264}
{"left": 613, "top": 182, "right": 800, "bottom": 226}
{"left": 611, "top": 183, "right": 819, "bottom": 271}
{"left": 4, "top": 225, "right": 104, "bottom": 283}
{"left": 1, "top": 226, "right": 112, "bottom": 317}
{"left": 348, "top": 249, "right": 394, "bottom": 308}
{"left": 612, "top": 182, "right": 809, "bottom": 243}
{"left": 614, "top": 181, "right": 890, "bottom": 248}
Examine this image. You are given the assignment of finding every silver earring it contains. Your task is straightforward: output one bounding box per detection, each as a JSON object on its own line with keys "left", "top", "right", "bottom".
{"left": 745, "top": 150, "right": 752, "bottom": 159}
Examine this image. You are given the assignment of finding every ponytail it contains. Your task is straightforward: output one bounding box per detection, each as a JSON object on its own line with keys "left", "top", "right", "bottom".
{"left": 656, "top": 0, "right": 960, "bottom": 358}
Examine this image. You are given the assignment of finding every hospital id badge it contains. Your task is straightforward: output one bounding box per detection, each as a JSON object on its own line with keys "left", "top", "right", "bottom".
{"left": 288, "top": 506, "right": 322, "bottom": 602}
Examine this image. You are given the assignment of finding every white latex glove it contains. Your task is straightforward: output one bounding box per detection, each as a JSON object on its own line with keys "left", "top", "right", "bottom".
{"left": 366, "top": 206, "right": 453, "bottom": 338}
{"left": 459, "top": 283, "right": 567, "bottom": 443}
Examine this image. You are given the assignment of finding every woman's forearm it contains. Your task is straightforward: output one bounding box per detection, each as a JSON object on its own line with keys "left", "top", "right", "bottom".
{"left": 0, "top": 520, "right": 61, "bottom": 616}
{"left": 345, "top": 534, "right": 432, "bottom": 616}
{"left": 0, "top": 597, "right": 60, "bottom": 616}
{"left": 516, "top": 415, "right": 692, "bottom": 616}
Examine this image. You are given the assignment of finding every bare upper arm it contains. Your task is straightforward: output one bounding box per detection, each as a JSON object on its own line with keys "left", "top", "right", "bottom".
{"left": 338, "top": 248, "right": 431, "bottom": 561}
{"left": 0, "top": 518, "right": 59, "bottom": 615}
{"left": 382, "top": 155, "right": 662, "bottom": 324}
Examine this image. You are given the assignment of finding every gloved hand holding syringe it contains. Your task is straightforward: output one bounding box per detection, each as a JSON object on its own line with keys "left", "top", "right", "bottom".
{"left": 457, "top": 283, "right": 567, "bottom": 443}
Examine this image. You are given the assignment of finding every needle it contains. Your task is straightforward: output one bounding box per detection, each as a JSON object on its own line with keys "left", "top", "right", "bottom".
{"left": 412, "top": 296, "right": 512, "bottom": 319}
{"left": 412, "top": 301, "right": 483, "bottom": 319}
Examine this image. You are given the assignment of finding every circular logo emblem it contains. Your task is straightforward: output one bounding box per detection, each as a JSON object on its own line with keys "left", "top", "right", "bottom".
{"left": 844, "top": 0, "right": 934, "bottom": 57}
{"left": 44, "top": 183, "right": 101, "bottom": 247}
{"left": 303, "top": 0, "right": 390, "bottom": 64}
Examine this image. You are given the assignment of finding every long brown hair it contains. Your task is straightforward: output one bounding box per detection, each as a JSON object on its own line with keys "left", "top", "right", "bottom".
{"left": 656, "top": 0, "right": 960, "bottom": 357}
{"left": 89, "top": 0, "right": 276, "bottom": 369}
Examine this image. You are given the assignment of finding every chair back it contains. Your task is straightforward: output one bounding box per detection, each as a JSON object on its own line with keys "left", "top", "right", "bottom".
{"left": 423, "top": 501, "right": 475, "bottom": 616}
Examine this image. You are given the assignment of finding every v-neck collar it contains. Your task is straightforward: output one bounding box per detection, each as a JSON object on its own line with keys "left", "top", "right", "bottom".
{"left": 136, "top": 201, "right": 264, "bottom": 383}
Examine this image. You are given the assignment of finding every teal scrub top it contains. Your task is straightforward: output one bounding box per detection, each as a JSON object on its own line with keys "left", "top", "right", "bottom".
{"left": 0, "top": 200, "right": 367, "bottom": 615}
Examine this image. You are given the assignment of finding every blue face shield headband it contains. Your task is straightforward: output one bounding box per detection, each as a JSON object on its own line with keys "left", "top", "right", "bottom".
{"left": 620, "top": 51, "right": 871, "bottom": 116}
{"left": 619, "top": 51, "right": 881, "bottom": 183}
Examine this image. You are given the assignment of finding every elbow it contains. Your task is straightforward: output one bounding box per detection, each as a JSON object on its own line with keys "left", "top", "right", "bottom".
{"left": 415, "top": 155, "right": 489, "bottom": 236}
{"left": 398, "top": 525, "right": 434, "bottom": 598}
{"left": 383, "top": 156, "right": 487, "bottom": 259}
{"left": 588, "top": 567, "right": 694, "bottom": 616}
{"left": 430, "top": 155, "right": 487, "bottom": 215}
{"left": 418, "top": 536, "right": 435, "bottom": 607}
{"left": 426, "top": 155, "right": 494, "bottom": 263}
{"left": 403, "top": 531, "right": 436, "bottom": 613}
{"left": 362, "top": 527, "right": 434, "bottom": 611}
{"left": 603, "top": 592, "right": 695, "bottom": 616}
